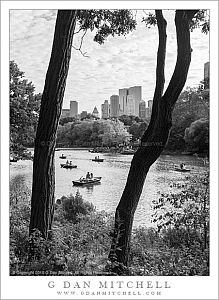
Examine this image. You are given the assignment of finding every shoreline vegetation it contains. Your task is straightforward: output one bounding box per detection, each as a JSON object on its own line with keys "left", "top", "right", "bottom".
{"left": 10, "top": 172, "right": 209, "bottom": 276}
{"left": 11, "top": 146, "right": 208, "bottom": 162}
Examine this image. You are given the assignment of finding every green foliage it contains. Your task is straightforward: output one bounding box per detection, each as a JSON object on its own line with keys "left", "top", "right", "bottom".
{"left": 55, "top": 191, "right": 95, "bottom": 223}
{"left": 130, "top": 172, "right": 209, "bottom": 276}
{"left": 76, "top": 10, "right": 136, "bottom": 44}
{"left": 142, "top": 10, "right": 209, "bottom": 34}
{"left": 184, "top": 118, "right": 209, "bottom": 154}
{"left": 119, "top": 114, "right": 142, "bottom": 126}
{"left": 10, "top": 61, "right": 41, "bottom": 152}
{"left": 130, "top": 244, "right": 209, "bottom": 276}
{"left": 59, "top": 116, "right": 77, "bottom": 126}
{"left": 129, "top": 121, "right": 148, "bottom": 141}
{"left": 189, "top": 10, "right": 209, "bottom": 34}
{"left": 57, "top": 119, "right": 131, "bottom": 147}
{"left": 152, "top": 173, "right": 209, "bottom": 250}
{"left": 10, "top": 174, "right": 209, "bottom": 276}
{"left": 142, "top": 12, "right": 157, "bottom": 28}
{"left": 98, "top": 119, "right": 131, "bottom": 146}
{"left": 166, "top": 86, "right": 209, "bottom": 152}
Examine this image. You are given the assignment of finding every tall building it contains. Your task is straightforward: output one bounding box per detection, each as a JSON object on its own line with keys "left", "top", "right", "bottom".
{"left": 119, "top": 88, "right": 129, "bottom": 115}
{"left": 110, "top": 95, "right": 120, "bottom": 118}
{"left": 148, "top": 100, "right": 153, "bottom": 112}
{"left": 101, "top": 100, "right": 110, "bottom": 119}
{"left": 204, "top": 61, "right": 209, "bottom": 89}
{"left": 119, "top": 86, "right": 142, "bottom": 116}
{"left": 70, "top": 101, "right": 78, "bottom": 117}
{"left": 61, "top": 109, "right": 71, "bottom": 118}
{"left": 145, "top": 107, "right": 151, "bottom": 119}
{"left": 61, "top": 100, "right": 78, "bottom": 118}
{"left": 92, "top": 106, "right": 99, "bottom": 118}
{"left": 204, "top": 62, "right": 210, "bottom": 80}
{"left": 139, "top": 100, "right": 146, "bottom": 119}
{"left": 145, "top": 100, "right": 153, "bottom": 120}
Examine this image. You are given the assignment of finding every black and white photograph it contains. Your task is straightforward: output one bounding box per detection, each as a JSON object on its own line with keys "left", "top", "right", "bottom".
{"left": 1, "top": 1, "right": 218, "bottom": 299}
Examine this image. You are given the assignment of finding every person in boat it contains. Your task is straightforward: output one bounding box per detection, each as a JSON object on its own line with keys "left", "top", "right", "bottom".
{"left": 66, "top": 160, "right": 69, "bottom": 165}
{"left": 86, "top": 172, "right": 91, "bottom": 179}
{"left": 70, "top": 161, "right": 72, "bottom": 165}
{"left": 180, "top": 163, "right": 186, "bottom": 170}
{"left": 90, "top": 173, "right": 93, "bottom": 179}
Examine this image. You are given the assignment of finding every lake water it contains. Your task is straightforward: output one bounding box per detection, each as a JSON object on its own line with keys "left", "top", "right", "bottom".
{"left": 10, "top": 149, "right": 208, "bottom": 227}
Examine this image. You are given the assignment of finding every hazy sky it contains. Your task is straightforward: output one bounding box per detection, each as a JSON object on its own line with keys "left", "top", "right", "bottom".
{"left": 10, "top": 10, "right": 209, "bottom": 113}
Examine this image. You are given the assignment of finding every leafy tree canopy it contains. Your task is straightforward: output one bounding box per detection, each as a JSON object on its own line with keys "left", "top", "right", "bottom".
{"left": 184, "top": 118, "right": 209, "bottom": 154}
{"left": 76, "top": 10, "right": 137, "bottom": 44}
{"left": 142, "top": 9, "right": 209, "bottom": 34}
{"left": 10, "top": 61, "right": 41, "bottom": 151}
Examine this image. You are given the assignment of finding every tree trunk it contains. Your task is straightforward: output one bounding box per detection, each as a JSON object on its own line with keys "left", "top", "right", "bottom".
{"left": 109, "top": 10, "right": 198, "bottom": 268}
{"left": 29, "top": 10, "right": 77, "bottom": 239}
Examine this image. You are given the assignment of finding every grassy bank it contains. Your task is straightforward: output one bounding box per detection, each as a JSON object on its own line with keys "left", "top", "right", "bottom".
{"left": 10, "top": 174, "right": 209, "bottom": 276}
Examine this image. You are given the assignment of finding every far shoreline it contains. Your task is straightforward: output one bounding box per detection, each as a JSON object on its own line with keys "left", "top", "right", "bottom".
{"left": 25, "top": 147, "right": 208, "bottom": 158}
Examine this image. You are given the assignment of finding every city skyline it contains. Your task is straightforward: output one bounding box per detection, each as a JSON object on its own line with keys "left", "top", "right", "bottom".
{"left": 10, "top": 10, "right": 209, "bottom": 114}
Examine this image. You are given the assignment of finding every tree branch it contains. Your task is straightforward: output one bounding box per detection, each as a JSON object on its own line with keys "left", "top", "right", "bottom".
{"left": 141, "top": 10, "right": 167, "bottom": 142}
{"left": 154, "top": 10, "right": 167, "bottom": 100}
{"left": 163, "top": 10, "right": 199, "bottom": 107}
{"left": 72, "top": 29, "right": 90, "bottom": 57}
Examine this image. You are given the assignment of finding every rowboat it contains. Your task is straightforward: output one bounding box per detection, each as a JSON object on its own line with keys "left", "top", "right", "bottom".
{"left": 121, "top": 149, "right": 136, "bottom": 155}
{"left": 92, "top": 158, "right": 104, "bottom": 162}
{"left": 60, "top": 164, "right": 77, "bottom": 169}
{"left": 59, "top": 154, "right": 67, "bottom": 159}
{"left": 174, "top": 167, "right": 190, "bottom": 172}
{"left": 72, "top": 177, "right": 102, "bottom": 186}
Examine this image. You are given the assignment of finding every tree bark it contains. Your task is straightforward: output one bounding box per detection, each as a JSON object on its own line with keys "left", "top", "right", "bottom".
{"left": 29, "top": 10, "right": 77, "bottom": 239}
{"left": 109, "top": 10, "right": 198, "bottom": 268}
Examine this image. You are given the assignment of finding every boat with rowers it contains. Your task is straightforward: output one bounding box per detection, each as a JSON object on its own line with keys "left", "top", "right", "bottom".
{"left": 72, "top": 176, "right": 102, "bottom": 186}
{"left": 174, "top": 163, "right": 190, "bottom": 172}
{"left": 60, "top": 160, "right": 77, "bottom": 169}
{"left": 174, "top": 167, "right": 190, "bottom": 172}
{"left": 120, "top": 149, "right": 136, "bottom": 155}
{"left": 92, "top": 156, "right": 104, "bottom": 162}
{"left": 61, "top": 164, "right": 77, "bottom": 169}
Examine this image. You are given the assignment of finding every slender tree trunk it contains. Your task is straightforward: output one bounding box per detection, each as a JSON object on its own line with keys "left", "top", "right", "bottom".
{"left": 29, "top": 10, "right": 77, "bottom": 239}
{"left": 109, "top": 10, "right": 198, "bottom": 268}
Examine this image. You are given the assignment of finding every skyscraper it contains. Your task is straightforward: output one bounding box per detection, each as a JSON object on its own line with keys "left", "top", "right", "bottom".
{"left": 204, "top": 61, "right": 209, "bottom": 89}
{"left": 119, "top": 86, "right": 142, "bottom": 116}
{"left": 148, "top": 100, "right": 153, "bottom": 112}
{"left": 139, "top": 100, "right": 146, "bottom": 119}
{"left": 204, "top": 62, "right": 210, "bottom": 80}
{"left": 110, "top": 95, "right": 120, "bottom": 118}
{"left": 101, "top": 100, "right": 110, "bottom": 119}
{"left": 70, "top": 101, "right": 78, "bottom": 117}
{"left": 119, "top": 88, "right": 129, "bottom": 115}
{"left": 61, "top": 101, "right": 78, "bottom": 118}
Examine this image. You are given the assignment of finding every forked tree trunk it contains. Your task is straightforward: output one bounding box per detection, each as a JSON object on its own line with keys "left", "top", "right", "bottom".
{"left": 109, "top": 10, "right": 198, "bottom": 267}
{"left": 29, "top": 10, "right": 77, "bottom": 238}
